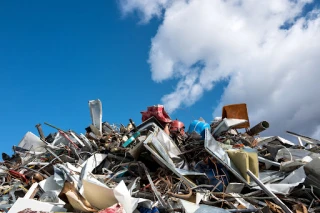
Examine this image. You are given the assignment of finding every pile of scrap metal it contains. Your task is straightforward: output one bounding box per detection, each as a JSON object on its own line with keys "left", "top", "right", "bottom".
{"left": 0, "top": 100, "right": 319, "bottom": 213}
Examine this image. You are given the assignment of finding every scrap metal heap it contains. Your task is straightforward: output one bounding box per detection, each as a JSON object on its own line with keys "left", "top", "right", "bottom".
{"left": 0, "top": 100, "right": 319, "bottom": 213}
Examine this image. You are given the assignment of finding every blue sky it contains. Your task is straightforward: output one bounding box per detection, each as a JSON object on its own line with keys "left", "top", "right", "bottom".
{"left": 2, "top": 0, "right": 320, "bottom": 156}
{"left": 0, "top": 0, "right": 224, "bottom": 155}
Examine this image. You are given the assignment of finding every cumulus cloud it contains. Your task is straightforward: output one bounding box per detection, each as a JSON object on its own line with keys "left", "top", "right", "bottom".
{"left": 119, "top": 0, "right": 320, "bottom": 138}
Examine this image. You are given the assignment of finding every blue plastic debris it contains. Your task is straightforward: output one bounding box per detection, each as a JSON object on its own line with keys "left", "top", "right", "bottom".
{"left": 138, "top": 206, "right": 160, "bottom": 213}
{"left": 188, "top": 120, "right": 210, "bottom": 139}
{"left": 194, "top": 158, "right": 229, "bottom": 192}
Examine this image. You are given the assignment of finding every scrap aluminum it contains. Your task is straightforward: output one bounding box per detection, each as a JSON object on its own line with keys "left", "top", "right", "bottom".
{"left": 0, "top": 100, "right": 319, "bottom": 213}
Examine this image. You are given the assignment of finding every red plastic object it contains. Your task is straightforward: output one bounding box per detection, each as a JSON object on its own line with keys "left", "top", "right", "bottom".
{"left": 141, "top": 105, "right": 171, "bottom": 125}
{"left": 9, "top": 169, "right": 29, "bottom": 184}
{"left": 170, "top": 120, "right": 185, "bottom": 135}
{"left": 233, "top": 144, "right": 245, "bottom": 148}
{"left": 99, "top": 203, "right": 124, "bottom": 213}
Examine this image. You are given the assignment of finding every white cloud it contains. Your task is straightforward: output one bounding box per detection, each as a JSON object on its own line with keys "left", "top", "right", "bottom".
{"left": 118, "top": 0, "right": 172, "bottom": 23}
{"left": 119, "top": 0, "right": 320, "bottom": 138}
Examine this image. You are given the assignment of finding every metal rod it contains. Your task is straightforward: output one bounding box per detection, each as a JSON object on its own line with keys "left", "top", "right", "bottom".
{"left": 258, "top": 156, "right": 280, "bottom": 167}
{"left": 36, "top": 158, "right": 57, "bottom": 173}
{"left": 139, "top": 162, "right": 167, "bottom": 207}
{"left": 44, "top": 122, "right": 63, "bottom": 131}
{"left": 21, "top": 166, "right": 48, "bottom": 179}
{"left": 246, "top": 170, "right": 292, "bottom": 213}
{"left": 27, "top": 162, "right": 49, "bottom": 166}
{"left": 245, "top": 198, "right": 267, "bottom": 207}
{"left": 44, "top": 122, "right": 79, "bottom": 149}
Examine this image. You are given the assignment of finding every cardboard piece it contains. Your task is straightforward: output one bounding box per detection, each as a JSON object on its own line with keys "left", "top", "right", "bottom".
{"left": 82, "top": 179, "right": 118, "bottom": 209}
{"left": 59, "top": 181, "right": 97, "bottom": 212}
{"left": 65, "top": 191, "right": 97, "bottom": 212}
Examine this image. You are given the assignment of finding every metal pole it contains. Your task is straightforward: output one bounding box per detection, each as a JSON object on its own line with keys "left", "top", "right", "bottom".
{"left": 246, "top": 170, "right": 293, "bottom": 213}
{"left": 247, "top": 121, "right": 269, "bottom": 136}
{"left": 35, "top": 124, "right": 45, "bottom": 141}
